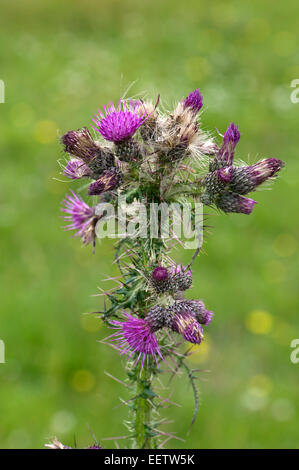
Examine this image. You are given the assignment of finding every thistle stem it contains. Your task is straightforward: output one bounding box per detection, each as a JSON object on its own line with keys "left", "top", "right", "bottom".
{"left": 134, "top": 363, "right": 153, "bottom": 449}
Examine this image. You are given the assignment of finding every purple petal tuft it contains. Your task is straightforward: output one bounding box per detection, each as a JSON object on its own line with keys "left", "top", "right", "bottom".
{"left": 92, "top": 100, "right": 149, "bottom": 142}
{"left": 108, "top": 313, "right": 163, "bottom": 367}
{"left": 183, "top": 89, "right": 203, "bottom": 113}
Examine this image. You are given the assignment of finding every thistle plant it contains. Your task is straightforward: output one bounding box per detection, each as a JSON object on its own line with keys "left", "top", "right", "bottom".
{"left": 56, "top": 89, "right": 284, "bottom": 449}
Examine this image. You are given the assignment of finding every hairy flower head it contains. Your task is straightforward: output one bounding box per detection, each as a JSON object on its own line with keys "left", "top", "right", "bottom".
{"left": 171, "top": 309, "right": 204, "bottom": 344}
{"left": 177, "top": 300, "right": 214, "bottom": 326}
{"left": 92, "top": 100, "right": 149, "bottom": 142}
{"left": 151, "top": 266, "right": 171, "bottom": 293}
{"left": 229, "top": 158, "right": 284, "bottom": 194}
{"left": 152, "top": 266, "right": 169, "bottom": 281}
{"left": 217, "top": 191, "right": 257, "bottom": 215}
{"left": 169, "top": 264, "right": 192, "bottom": 291}
{"left": 108, "top": 313, "right": 163, "bottom": 367}
{"left": 88, "top": 167, "right": 123, "bottom": 195}
{"left": 169, "top": 264, "right": 192, "bottom": 278}
{"left": 63, "top": 159, "right": 91, "bottom": 179}
{"left": 183, "top": 88, "right": 203, "bottom": 113}
{"left": 61, "top": 191, "right": 98, "bottom": 247}
{"left": 217, "top": 122, "right": 240, "bottom": 166}
{"left": 61, "top": 127, "right": 99, "bottom": 161}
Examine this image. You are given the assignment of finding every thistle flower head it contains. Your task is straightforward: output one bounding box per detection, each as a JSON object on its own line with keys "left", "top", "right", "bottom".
{"left": 152, "top": 266, "right": 169, "bottom": 281}
{"left": 62, "top": 127, "right": 98, "bottom": 161}
{"left": 151, "top": 266, "right": 171, "bottom": 293}
{"left": 109, "top": 313, "right": 163, "bottom": 367}
{"left": 248, "top": 158, "right": 283, "bottom": 182}
{"left": 92, "top": 100, "right": 149, "bottom": 142}
{"left": 169, "top": 264, "right": 192, "bottom": 291}
{"left": 114, "top": 139, "right": 141, "bottom": 162}
{"left": 169, "top": 264, "right": 192, "bottom": 278}
{"left": 230, "top": 158, "right": 284, "bottom": 194}
{"left": 183, "top": 89, "right": 203, "bottom": 113}
{"left": 146, "top": 305, "right": 171, "bottom": 330}
{"left": 203, "top": 170, "right": 228, "bottom": 200}
{"left": 171, "top": 309, "right": 203, "bottom": 344}
{"left": 63, "top": 159, "right": 91, "bottom": 179}
{"left": 138, "top": 100, "right": 160, "bottom": 142}
{"left": 88, "top": 167, "right": 123, "bottom": 196}
{"left": 61, "top": 191, "right": 98, "bottom": 246}
{"left": 217, "top": 191, "right": 257, "bottom": 214}
{"left": 223, "top": 122, "right": 240, "bottom": 146}
{"left": 217, "top": 166, "right": 233, "bottom": 183}
{"left": 218, "top": 122, "right": 240, "bottom": 166}
{"left": 178, "top": 300, "right": 214, "bottom": 325}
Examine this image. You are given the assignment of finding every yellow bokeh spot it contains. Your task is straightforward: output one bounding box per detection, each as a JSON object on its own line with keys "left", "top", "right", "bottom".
{"left": 71, "top": 369, "right": 95, "bottom": 393}
{"left": 273, "top": 234, "right": 297, "bottom": 257}
{"left": 188, "top": 336, "right": 210, "bottom": 364}
{"left": 249, "top": 374, "right": 272, "bottom": 394}
{"left": 80, "top": 314, "right": 101, "bottom": 333}
{"left": 34, "top": 120, "right": 57, "bottom": 144}
{"left": 185, "top": 57, "right": 211, "bottom": 82}
{"left": 246, "top": 310, "right": 273, "bottom": 335}
{"left": 263, "top": 259, "right": 286, "bottom": 284}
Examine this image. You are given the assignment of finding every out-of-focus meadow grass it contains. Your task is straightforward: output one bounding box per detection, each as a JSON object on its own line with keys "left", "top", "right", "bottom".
{"left": 0, "top": 0, "right": 298, "bottom": 449}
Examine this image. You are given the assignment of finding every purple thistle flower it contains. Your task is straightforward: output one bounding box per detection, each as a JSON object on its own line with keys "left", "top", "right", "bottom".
{"left": 62, "top": 128, "right": 116, "bottom": 178}
{"left": 217, "top": 122, "right": 240, "bottom": 166}
{"left": 183, "top": 89, "right": 203, "bottom": 113}
{"left": 61, "top": 191, "right": 98, "bottom": 246}
{"left": 169, "top": 264, "right": 192, "bottom": 278}
{"left": 229, "top": 158, "right": 284, "bottom": 195}
{"left": 152, "top": 266, "right": 169, "bottom": 281}
{"left": 177, "top": 300, "right": 214, "bottom": 326}
{"left": 151, "top": 266, "right": 171, "bottom": 293}
{"left": 171, "top": 309, "right": 203, "bottom": 345}
{"left": 217, "top": 191, "right": 257, "bottom": 215}
{"left": 169, "top": 264, "right": 192, "bottom": 291}
{"left": 62, "top": 127, "right": 99, "bottom": 161}
{"left": 88, "top": 167, "right": 122, "bottom": 196}
{"left": 146, "top": 305, "right": 171, "bottom": 330}
{"left": 92, "top": 100, "right": 149, "bottom": 142}
{"left": 217, "top": 166, "right": 233, "bottom": 183}
{"left": 63, "top": 159, "right": 91, "bottom": 179}
{"left": 108, "top": 313, "right": 163, "bottom": 367}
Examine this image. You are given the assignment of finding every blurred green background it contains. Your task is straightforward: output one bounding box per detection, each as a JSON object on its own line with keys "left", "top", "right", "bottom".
{"left": 0, "top": 0, "right": 298, "bottom": 449}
